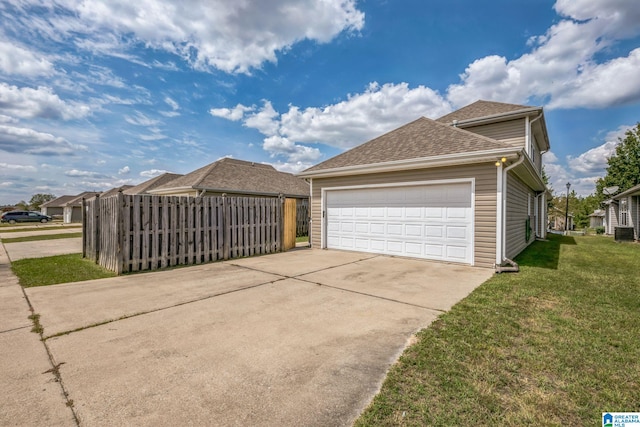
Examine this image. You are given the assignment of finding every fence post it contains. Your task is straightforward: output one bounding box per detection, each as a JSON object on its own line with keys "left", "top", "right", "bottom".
{"left": 82, "top": 197, "right": 87, "bottom": 258}
{"left": 94, "top": 193, "right": 100, "bottom": 264}
{"left": 278, "top": 193, "right": 284, "bottom": 252}
{"left": 222, "top": 194, "right": 230, "bottom": 260}
{"left": 115, "top": 190, "right": 124, "bottom": 274}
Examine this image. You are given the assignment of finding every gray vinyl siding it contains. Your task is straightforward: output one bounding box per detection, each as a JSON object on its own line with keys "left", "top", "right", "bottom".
{"left": 607, "top": 204, "right": 619, "bottom": 234}
{"left": 463, "top": 118, "right": 526, "bottom": 148}
{"left": 505, "top": 172, "right": 535, "bottom": 259}
{"left": 310, "top": 163, "right": 497, "bottom": 268}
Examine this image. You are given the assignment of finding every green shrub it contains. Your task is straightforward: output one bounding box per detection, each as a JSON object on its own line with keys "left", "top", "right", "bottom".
{"left": 595, "top": 226, "right": 605, "bottom": 235}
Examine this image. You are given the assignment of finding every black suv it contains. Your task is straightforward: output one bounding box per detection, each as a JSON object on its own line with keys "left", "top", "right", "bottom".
{"left": 0, "top": 211, "right": 52, "bottom": 224}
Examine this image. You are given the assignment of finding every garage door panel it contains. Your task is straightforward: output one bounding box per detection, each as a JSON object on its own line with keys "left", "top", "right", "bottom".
{"left": 426, "top": 226, "right": 444, "bottom": 238}
{"left": 326, "top": 183, "right": 473, "bottom": 264}
{"left": 387, "top": 223, "right": 403, "bottom": 235}
{"left": 446, "top": 226, "right": 468, "bottom": 239}
{"left": 405, "top": 224, "right": 423, "bottom": 237}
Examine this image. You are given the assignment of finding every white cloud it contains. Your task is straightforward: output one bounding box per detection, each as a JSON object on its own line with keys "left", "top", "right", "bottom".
{"left": 0, "top": 124, "right": 83, "bottom": 156}
{"left": 124, "top": 111, "right": 161, "bottom": 126}
{"left": 263, "top": 135, "right": 321, "bottom": 163}
{"left": 0, "top": 83, "right": 91, "bottom": 120}
{"left": 64, "top": 169, "right": 106, "bottom": 178}
{"left": 269, "top": 161, "right": 314, "bottom": 174}
{"left": 19, "top": 0, "right": 364, "bottom": 74}
{"left": 164, "top": 97, "right": 179, "bottom": 110}
{"left": 446, "top": 0, "right": 640, "bottom": 109}
{"left": 118, "top": 166, "right": 130, "bottom": 175}
{"left": 212, "top": 82, "right": 451, "bottom": 163}
{"left": 0, "top": 162, "right": 36, "bottom": 171}
{"left": 567, "top": 124, "right": 633, "bottom": 174}
{"left": 210, "top": 104, "right": 254, "bottom": 121}
{"left": 140, "top": 169, "right": 169, "bottom": 178}
{"left": 0, "top": 40, "right": 54, "bottom": 76}
{"left": 543, "top": 151, "right": 558, "bottom": 163}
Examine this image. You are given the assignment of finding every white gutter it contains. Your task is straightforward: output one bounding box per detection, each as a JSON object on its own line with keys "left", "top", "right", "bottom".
{"left": 497, "top": 153, "right": 525, "bottom": 266}
{"left": 298, "top": 147, "right": 521, "bottom": 179}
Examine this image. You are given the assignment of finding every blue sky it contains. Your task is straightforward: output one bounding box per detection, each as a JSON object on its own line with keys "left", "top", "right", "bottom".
{"left": 1, "top": 0, "right": 639, "bottom": 204}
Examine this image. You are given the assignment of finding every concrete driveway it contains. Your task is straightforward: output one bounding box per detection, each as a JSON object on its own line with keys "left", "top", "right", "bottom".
{"left": 5, "top": 248, "right": 493, "bottom": 426}
{"left": 0, "top": 225, "right": 82, "bottom": 261}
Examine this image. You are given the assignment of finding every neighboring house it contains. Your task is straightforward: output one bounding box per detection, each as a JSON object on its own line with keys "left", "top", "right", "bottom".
{"left": 548, "top": 207, "right": 574, "bottom": 231}
{"left": 41, "top": 195, "right": 76, "bottom": 217}
{"left": 63, "top": 192, "right": 101, "bottom": 223}
{"left": 100, "top": 185, "right": 134, "bottom": 198}
{"left": 123, "top": 173, "right": 183, "bottom": 195}
{"left": 588, "top": 209, "right": 605, "bottom": 228}
{"left": 298, "top": 100, "right": 550, "bottom": 269}
{"left": 604, "top": 183, "right": 640, "bottom": 240}
{"left": 148, "top": 158, "right": 309, "bottom": 199}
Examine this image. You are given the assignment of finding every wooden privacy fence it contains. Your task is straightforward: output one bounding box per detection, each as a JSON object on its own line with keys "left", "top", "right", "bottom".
{"left": 83, "top": 193, "right": 305, "bottom": 274}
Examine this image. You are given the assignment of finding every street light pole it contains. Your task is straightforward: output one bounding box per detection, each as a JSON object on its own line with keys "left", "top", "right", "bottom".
{"left": 565, "top": 182, "right": 571, "bottom": 234}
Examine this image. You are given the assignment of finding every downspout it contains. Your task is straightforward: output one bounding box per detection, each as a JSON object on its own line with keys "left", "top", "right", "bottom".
{"left": 496, "top": 153, "right": 525, "bottom": 273}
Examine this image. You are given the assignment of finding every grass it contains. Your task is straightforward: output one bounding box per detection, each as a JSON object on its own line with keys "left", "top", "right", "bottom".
{"left": 11, "top": 253, "right": 116, "bottom": 287}
{"left": 1, "top": 232, "right": 82, "bottom": 243}
{"left": 355, "top": 235, "right": 640, "bottom": 426}
{"left": 0, "top": 224, "right": 81, "bottom": 233}
{"left": 296, "top": 235, "right": 309, "bottom": 243}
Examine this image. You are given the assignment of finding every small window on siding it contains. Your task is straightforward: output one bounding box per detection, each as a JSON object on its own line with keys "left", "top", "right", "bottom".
{"left": 620, "top": 198, "right": 628, "bottom": 226}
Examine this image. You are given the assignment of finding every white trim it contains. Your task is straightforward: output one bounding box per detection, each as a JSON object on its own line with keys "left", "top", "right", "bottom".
{"left": 321, "top": 178, "right": 475, "bottom": 265}
{"left": 495, "top": 163, "right": 503, "bottom": 266}
{"left": 298, "top": 148, "right": 521, "bottom": 178}
{"left": 525, "top": 115, "right": 530, "bottom": 157}
{"left": 309, "top": 179, "right": 313, "bottom": 247}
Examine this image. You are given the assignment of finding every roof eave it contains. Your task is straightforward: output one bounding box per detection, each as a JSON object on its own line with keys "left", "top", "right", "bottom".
{"left": 451, "top": 107, "right": 542, "bottom": 127}
{"left": 298, "top": 147, "right": 522, "bottom": 179}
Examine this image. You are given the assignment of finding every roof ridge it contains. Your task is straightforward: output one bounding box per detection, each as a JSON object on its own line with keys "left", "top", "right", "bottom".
{"left": 192, "top": 160, "right": 223, "bottom": 188}
{"left": 431, "top": 116, "right": 512, "bottom": 148}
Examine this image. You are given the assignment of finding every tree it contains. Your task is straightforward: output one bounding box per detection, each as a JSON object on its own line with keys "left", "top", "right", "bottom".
{"left": 28, "top": 193, "right": 56, "bottom": 211}
{"left": 16, "top": 200, "right": 29, "bottom": 210}
{"left": 595, "top": 123, "right": 640, "bottom": 200}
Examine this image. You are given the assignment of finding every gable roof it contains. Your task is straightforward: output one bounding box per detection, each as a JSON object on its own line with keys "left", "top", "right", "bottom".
{"left": 614, "top": 182, "right": 640, "bottom": 198}
{"left": 64, "top": 192, "right": 101, "bottom": 207}
{"left": 436, "top": 100, "right": 539, "bottom": 124}
{"left": 41, "top": 195, "right": 76, "bottom": 208}
{"left": 151, "top": 158, "right": 309, "bottom": 197}
{"left": 301, "top": 116, "right": 513, "bottom": 174}
{"left": 123, "top": 173, "right": 183, "bottom": 195}
{"left": 101, "top": 185, "right": 134, "bottom": 198}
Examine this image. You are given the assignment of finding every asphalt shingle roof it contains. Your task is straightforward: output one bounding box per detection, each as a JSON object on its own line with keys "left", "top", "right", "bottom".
{"left": 303, "top": 116, "right": 510, "bottom": 173}
{"left": 123, "top": 173, "right": 183, "bottom": 195}
{"left": 41, "top": 195, "right": 76, "bottom": 208}
{"left": 436, "top": 100, "right": 536, "bottom": 124}
{"left": 153, "top": 158, "right": 309, "bottom": 197}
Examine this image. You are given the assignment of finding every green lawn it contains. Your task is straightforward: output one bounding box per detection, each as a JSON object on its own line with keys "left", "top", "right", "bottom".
{"left": 11, "top": 254, "right": 116, "bottom": 287}
{"left": 355, "top": 235, "right": 640, "bottom": 426}
{"left": 1, "top": 232, "right": 82, "bottom": 243}
{"left": 0, "top": 224, "right": 81, "bottom": 232}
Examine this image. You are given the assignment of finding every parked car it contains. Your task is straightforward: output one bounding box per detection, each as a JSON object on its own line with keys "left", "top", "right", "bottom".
{"left": 0, "top": 211, "right": 52, "bottom": 224}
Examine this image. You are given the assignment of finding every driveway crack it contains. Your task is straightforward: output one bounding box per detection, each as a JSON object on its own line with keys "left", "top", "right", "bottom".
{"left": 43, "top": 277, "right": 288, "bottom": 340}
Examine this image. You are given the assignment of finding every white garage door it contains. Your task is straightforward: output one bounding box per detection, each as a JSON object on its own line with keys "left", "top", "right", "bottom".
{"left": 325, "top": 182, "right": 473, "bottom": 264}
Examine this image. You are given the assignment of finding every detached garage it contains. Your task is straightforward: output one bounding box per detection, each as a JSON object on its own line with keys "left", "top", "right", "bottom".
{"left": 325, "top": 182, "right": 473, "bottom": 264}
{"left": 298, "top": 101, "right": 551, "bottom": 270}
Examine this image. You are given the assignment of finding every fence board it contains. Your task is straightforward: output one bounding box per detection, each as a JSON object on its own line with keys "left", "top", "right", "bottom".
{"left": 84, "top": 195, "right": 285, "bottom": 274}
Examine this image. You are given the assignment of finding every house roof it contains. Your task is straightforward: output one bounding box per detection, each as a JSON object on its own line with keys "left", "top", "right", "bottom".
{"left": 436, "top": 100, "right": 539, "bottom": 124}
{"left": 614, "top": 182, "right": 640, "bottom": 198}
{"left": 64, "top": 192, "right": 101, "bottom": 207}
{"left": 101, "top": 185, "right": 134, "bottom": 198}
{"left": 41, "top": 195, "right": 76, "bottom": 208}
{"left": 150, "top": 158, "right": 309, "bottom": 197}
{"left": 123, "top": 173, "right": 183, "bottom": 195}
{"left": 301, "top": 116, "right": 512, "bottom": 174}
{"left": 589, "top": 209, "right": 605, "bottom": 217}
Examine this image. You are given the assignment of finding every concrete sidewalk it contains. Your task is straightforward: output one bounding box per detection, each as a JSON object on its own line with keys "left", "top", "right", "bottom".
{"left": 0, "top": 227, "right": 82, "bottom": 239}
{"left": 3, "top": 238, "right": 82, "bottom": 261}
{"left": 0, "top": 242, "right": 76, "bottom": 426}
{"left": 11, "top": 249, "right": 493, "bottom": 426}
